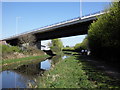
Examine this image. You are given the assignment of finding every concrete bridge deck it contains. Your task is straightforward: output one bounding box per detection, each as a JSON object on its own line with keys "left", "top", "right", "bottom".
{"left": 2, "top": 11, "right": 105, "bottom": 46}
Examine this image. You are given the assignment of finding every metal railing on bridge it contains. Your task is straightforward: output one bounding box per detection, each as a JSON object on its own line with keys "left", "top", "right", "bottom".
{"left": 3, "top": 10, "right": 106, "bottom": 40}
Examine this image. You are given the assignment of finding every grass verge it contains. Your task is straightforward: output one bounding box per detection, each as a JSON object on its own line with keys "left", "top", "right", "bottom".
{"left": 38, "top": 56, "right": 96, "bottom": 88}
{"left": 2, "top": 55, "right": 50, "bottom": 71}
{"left": 1, "top": 55, "right": 50, "bottom": 66}
{"left": 38, "top": 55, "right": 120, "bottom": 88}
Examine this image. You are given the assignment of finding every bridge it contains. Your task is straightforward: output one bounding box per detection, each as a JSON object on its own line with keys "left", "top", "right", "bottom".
{"left": 2, "top": 11, "right": 105, "bottom": 48}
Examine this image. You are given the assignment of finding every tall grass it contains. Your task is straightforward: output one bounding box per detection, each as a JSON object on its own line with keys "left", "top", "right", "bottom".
{"left": 38, "top": 55, "right": 120, "bottom": 88}
{"left": 1, "top": 55, "right": 49, "bottom": 66}
{"left": 1, "top": 44, "right": 21, "bottom": 54}
{"left": 38, "top": 56, "right": 95, "bottom": 88}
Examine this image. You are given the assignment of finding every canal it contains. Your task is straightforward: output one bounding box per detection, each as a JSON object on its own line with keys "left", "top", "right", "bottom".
{"left": 0, "top": 55, "right": 69, "bottom": 88}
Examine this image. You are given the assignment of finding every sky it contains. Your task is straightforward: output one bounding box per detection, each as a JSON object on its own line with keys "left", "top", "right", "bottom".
{"left": 1, "top": 2, "right": 111, "bottom": 46}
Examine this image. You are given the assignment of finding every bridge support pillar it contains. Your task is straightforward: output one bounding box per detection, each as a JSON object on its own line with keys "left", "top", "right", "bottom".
{"left": 36, "top": 41, "right": 41, "bottom": 50}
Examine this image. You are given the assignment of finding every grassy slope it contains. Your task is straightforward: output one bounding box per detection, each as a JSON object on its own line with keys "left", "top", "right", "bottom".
{"left": 38, "top": 55, "right": 120, "bottom": 88}
{"left": 1, "top": 55, "right": 49, "bottom": 66}
{"left": 1, "top": 55, "right": 50, "bottom": 71}
{"left": 38, "top": 56, "right": 95, "bottom": 88}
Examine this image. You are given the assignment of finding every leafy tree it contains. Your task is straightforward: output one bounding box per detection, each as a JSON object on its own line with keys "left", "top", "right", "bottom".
{"left": 88, "top": 2, "right": 120, "bottom": 60}
{"left": 50, "top": 38, "right": 63, "bottom": 54}
{"left": 74, "top": 36, "right": 88, "bottom": 51}
{"left": 66, "top": 46, "right": 70, "bottom": 47}
{"left": 74, "top": 43, "right": 82, "bottom": 51}
{"left": 63, "top": 46, "right": 74, "bottom": 51}
{"left": 80, "top": 37, "right": 88, "bottom": 50}
{"left": 18, "top": 34, "right": 36, "bottom": 47}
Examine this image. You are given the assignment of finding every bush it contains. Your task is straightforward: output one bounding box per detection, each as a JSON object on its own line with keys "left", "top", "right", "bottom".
{"left": 25, "top": 46, "right": 45, "bottom": 55}
{"left": 80, "top": 37, "right": 88, "bottom": 50}
{"left": 74, "top": 37, "right": 88, "bottom": 51}
{"left": 2, "top": 45, "right": 21, "bottom": 54}
{"left": 74, "top": 43, "right": 82, "bottom": 51}
{"left": 62, "top": 47, "right": 74, "bottom": 51}
{"left": 1, "top": 45, "right": 21, "bottom": 59}
{"left": 18, "top": 34, "right": 36, "bottom": 46}
{"left": 50, "top": 39, "right": 63, "bottom": 54}
{"left": 88, "top": 2, "right": 120, "bottom": 60}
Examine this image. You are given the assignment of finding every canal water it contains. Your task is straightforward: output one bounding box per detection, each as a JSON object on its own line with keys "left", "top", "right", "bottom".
{"left": 0, "top": 55, "right": 69, "bottom": 88}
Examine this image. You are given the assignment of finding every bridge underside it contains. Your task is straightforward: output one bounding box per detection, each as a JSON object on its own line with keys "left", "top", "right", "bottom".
{"left": 6, "top": 20, "right": 93, "bottom": 46}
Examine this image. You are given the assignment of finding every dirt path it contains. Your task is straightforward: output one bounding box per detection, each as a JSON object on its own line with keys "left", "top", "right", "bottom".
{"left": 77, "top": 55, "right": 120, "bottom": 79}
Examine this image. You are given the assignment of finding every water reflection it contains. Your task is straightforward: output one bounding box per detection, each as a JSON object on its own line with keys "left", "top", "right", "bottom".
{"left": 1, "top": 55, "right": 67, "bottom": 88}
{"left": 2, "top": 70, "right": 28, "bottom": 88}
{"left": 62, "top": 55, "right": 69, "bottom": 59}
{"left": 41, "top": 59, "right": 51, "bottom": 70}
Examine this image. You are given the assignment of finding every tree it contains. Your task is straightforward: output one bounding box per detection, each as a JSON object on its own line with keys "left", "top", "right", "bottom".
{"left": 74, "top": 43, "right": 82, "bottom": 51}
{"left": 50, "top": 38, "right": 63, "bottom": 54}
{"left": 18, "top": 34, "right": 36, "bottom": 47}
{"left": 80, "top": 36, "right": 88, "bottom": 50}
{"left": 88, "top": 2, "right": 120, "bottom": 59}
{"left": 74, "top": 36, "right": 88, "bottom": 51}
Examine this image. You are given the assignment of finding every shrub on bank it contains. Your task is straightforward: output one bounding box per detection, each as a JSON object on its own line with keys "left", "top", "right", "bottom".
{"left": 50, "top": 39, "right": 63, "bottom": 54}
{"left": 2, "top": 45, "right": 21, "bottom": 54}
{"left": 1, "top": 44, "right": 22, "bottom": 59}
{"left": 74, "top": 43, "right": 82, "bottom": 51}
{"left": 74, "top": 37, "right": 88, "bottom": 52}
{"left": 25, "top": 46, "right": 45, "bottom": 55}
{"left": 88, "top": 2, "right": 120, "bottom": 61}
{"left": 62, "top": 47, "right": 74, "bottom": 51}
{"left": 1, "top": 45, "right": 45, "bottom": 60}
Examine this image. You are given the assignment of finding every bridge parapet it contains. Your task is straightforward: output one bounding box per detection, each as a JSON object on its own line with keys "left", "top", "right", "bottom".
{"left": 2, "top": 10, "right": 106, "bottom": 41}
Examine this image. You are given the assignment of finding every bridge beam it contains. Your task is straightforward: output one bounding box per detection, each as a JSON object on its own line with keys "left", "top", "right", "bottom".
{"left": 4, "top": 14, "right": 100, "bottom": 45}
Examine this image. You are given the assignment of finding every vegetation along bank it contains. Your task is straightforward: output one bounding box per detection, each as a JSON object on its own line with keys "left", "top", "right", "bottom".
{"left": 37, "top": 55, "right": 120, "bottom": 88}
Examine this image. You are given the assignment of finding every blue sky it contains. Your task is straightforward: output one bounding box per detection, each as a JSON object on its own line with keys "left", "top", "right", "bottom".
{"left": 2, "top": 2, "right": 111, "bottom": 46}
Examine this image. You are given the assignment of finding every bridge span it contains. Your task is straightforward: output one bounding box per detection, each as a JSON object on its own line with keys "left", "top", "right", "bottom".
{"left": 3, "top": 11, "right": 105, "bottom": 47}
